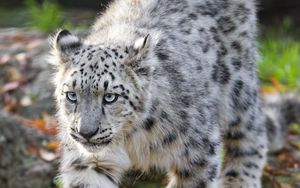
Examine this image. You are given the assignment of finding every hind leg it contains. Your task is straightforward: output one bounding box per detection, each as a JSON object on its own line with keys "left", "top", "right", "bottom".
{"left": 221, "top": 102, "right": 267, "bottom": 188}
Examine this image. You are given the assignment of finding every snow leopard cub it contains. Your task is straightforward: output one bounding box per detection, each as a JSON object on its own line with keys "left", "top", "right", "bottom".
{"left": 50, "top": 0, "right": 299, "bottom": 188}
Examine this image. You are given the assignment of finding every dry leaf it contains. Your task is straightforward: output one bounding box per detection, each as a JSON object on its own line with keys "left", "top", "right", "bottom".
{"left": 270, "top": 77, "right": 285, "bottom": 91}
{"left": 263, "top": 170, "right": 281, "bottom": 188}
{"left": 3, "top": 94, "right": 20, "bottom": 112}
{"left": 0, "top": 81, "right": 20, "bottom": 94}
{"left": 28, "top": 145, "right": 40, "bottom": 156}
{"left": 14, "top": 114, "right": 58, "bottom": 135}
{"left": 43, "top": 140, "right": 60, "bottom": 151}
{"left": 28, "top": 145, "right": 59, "bottom": 162}
{"left": 5, "top": 67, "right": 24, "bottom": 81}
{"left": 260, "top": 86, "right": 278, "bottom": 94}
{"left": 11, "top": 33, "right": 27, "bottom": 43}
{"left": 39, "top": 148, "right": 58, "bottom": 161}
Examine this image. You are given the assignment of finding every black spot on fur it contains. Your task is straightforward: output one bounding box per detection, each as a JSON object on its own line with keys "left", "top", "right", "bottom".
{"left": 175, "top": 168, "right": 192, "bottom": 179}
{"left": 178, "top": 18, "right": 192, "bottom": 34}
{"left": 142, "top": 117, "right": 156, "bottom": 130}
{"left": 211, "top": 63, "right": 231, "bottom": 84}
{"left": 195, "top": 2, "right": 219, "bottom": 17}
{"left": 231, "top": 41, "right": 242, "bottom": 52}
{"left": 227, "top": 147, "right": 261, "bottom": 158}
{"left": 179, "top": 110, "right": 188, "bottom": 120}
{"left": 149, "top": 100, "right": 159, "bottom": 113}
{"left": 191, "top": 157, "right": 207, "bottom": 167}
{"left": 203, "top": 138, "right": 218, "bottom": 155}
{"left": 179, "top": 95, "right": 191, "bottom": 108}
{"left": 232, "top": 58, "right": 242, "bottom": 70}
{"left": 72, "top": 80, "right": 77, "bottom": 88}
{"left": 225, "top": 170, "right": 239, "bottom": 178}
{"left": 129, "top": 101, "right": 137, "bottom": 110}
{"left": 231, "top": 81, "right": 256, "bottom": 111}
{"left": 104, "top": 81, "right": 108, "bottom": 91}
{"left": 188, "top": 137, "right": 201, "bottom": 148}
{"left": 229, "top": 116, "right": 241, "bottom": 127}
{"left": 243, "top": 162, "right": 259, "bottom": 169}
{"left": 195, "top": 180, "right": 207, "bottom": 188}
{"left": 156, "top": 51, "right": 169, "bottom": 61}
{"left": 109, "top": 72, "right": 115, "bottom": 80}
{"left": 239, "top": 31, "right": 249, "bottom": 37}
{"left": 218, "top": 43, "right": 228, "bottom": 57}
{"left": 93, "top": 167, "right": 117, "bottom": 185}
{"left": 232, "top": 80, "right": 243, "bottom": 97}
{"left": 188, "top": 13, "right": 198, "bottom": 20}
{"left": 208, "top": 164, "right": 218, "bottom": 181}
{"left": 74, "top": 165, "right": 88, "bottom": 171}
{"left": 70, "top": 71, "right": 77, "bottom": 77}
{"left": 124, "top": 48, "right": 129, "bottom": 54}
{"left": 235, "top": 4, "right": 250, "bottom": 23}
{"left": 225, "top": 131, "right": 245, "bottom": 140}
{"left": 243, "top": 170, "right": 250, "bottom": 177}
{"left": 155, "top": 39, "right": 170, "bottom": 61}
{"left": 160, "top": 110, "right": 169, "bottom": 122}
{"left": 217, "top": 16, "right": 236, "bottom": 34}
{"left": 163, "top": 132, "right": 177, "bottom": 145}
{"left": 136, "top": 67, "right": 150, "bottom": 76}
{"left": 90, "top": 65, "right": 95, "bottom": 71}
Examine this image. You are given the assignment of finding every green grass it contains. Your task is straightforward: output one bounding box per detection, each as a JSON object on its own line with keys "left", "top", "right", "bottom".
{"left": 258, "top": 35, "right": 300, "bottom": 90}
{"left": 258, "top": 18, "right": 300, "bottom": 91}
{"left": 25, "top": 0, "right": 65, "bottom": 32}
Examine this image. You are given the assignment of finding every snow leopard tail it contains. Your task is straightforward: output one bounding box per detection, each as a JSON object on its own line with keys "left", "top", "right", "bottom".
{"left": 262, "top": 93, "right": 300, "bottom": 152}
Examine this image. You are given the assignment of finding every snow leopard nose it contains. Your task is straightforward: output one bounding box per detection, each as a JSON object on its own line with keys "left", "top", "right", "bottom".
{"left": 78, "top": 127, "right": 99, "bottom": 140}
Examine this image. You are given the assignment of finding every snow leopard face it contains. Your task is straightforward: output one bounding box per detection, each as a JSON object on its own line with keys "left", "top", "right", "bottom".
{"left": 52, "top": 30, "right": 152, "bottom": 152}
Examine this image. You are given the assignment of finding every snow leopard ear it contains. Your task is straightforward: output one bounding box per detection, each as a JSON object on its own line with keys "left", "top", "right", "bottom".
{"left": 127, "top": 34, "right": 151, "bottom": 60}
{"left": 52, "top": 29, "right": 82, "bottom": 62}
{"left": 133, "top": 34, "right": 150, "bottom": 54}
{"left": 124, "top": 34, "right": 154, "bottom": 77}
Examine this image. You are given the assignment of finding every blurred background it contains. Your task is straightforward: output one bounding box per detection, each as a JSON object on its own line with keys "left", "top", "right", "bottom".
{"left": 0, "top": 0, "right": 299, "bottom": 188}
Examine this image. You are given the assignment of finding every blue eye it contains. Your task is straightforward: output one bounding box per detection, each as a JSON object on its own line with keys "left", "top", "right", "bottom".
{"left": 66, "top": 92, "right": 77, "bottom": 103}
{"left": 103, "top": 93, "right": 118, "bottom": 104}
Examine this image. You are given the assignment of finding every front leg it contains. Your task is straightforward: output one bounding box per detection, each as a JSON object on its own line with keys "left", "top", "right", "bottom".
{"left": 60, "top": 146, "right": 131, "bottom": 188}
{"left": 62, "top": 165, "right": 119, "bottom": 188}
{"left": 167, "top": 152, "right": 221, "bottom": 188}
{"left": 167, "top": 134, "right": 222, "bottom": 188}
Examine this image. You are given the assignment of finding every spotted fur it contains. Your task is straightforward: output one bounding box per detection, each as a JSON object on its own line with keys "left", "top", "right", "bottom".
{"left": 50, "top": 0, "right": 300, "bottom": 188}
